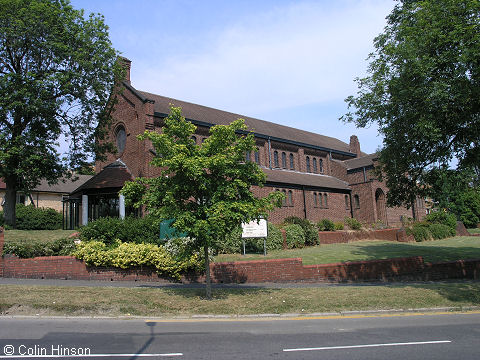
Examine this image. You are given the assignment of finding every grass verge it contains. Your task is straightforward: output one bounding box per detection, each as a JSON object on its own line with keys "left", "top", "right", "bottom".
{"left": 4, "top": 230, "right": 76, "bottom": 244}
{"left": 215, "top": 236, "right": 480, "bottom": 265}
{"left": 1, "top": 282, "right": 479, "bottom": 317}
{"left": 468, "top": 228, "right": 480, "bottom": 235}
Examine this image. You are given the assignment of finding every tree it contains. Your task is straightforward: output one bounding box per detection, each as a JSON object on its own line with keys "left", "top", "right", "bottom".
{"left": 341, "top": 0, "right": 480, "bottom": 207}
{"left": 121, "top": 107, "right": 283, "bottom": 299}
{"left": 0, "top": 0, "right": 122, "bottom": 227}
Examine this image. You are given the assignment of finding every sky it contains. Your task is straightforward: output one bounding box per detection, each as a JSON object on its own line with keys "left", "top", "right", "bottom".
{"left": 71, "top": 0, "right": 396, "bottom": 154}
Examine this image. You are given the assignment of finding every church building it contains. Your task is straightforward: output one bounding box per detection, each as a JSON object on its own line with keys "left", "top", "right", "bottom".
{"left": 66, "top": 58, "right": 425, "bottom": 228}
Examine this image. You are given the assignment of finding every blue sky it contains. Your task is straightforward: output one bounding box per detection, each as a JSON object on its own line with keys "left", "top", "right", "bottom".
{"left": 71, "top": 0, "right": 395, "bottom": 154}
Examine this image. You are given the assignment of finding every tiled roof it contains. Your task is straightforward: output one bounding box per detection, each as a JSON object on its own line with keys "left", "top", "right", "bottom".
{"left": 0, "top": 175, "right": 92, "bottom": 193}
{"left": 263, "top": 168, "right": 350, "bottom": 191}
{"left": 71, "top": 160, "right": 133, "bottom": 195}
{"left": 344, "top": 153, "right": 378, "bottom": 170}
{"left": 126, "top": 83, "right": 354, "bottom": 156}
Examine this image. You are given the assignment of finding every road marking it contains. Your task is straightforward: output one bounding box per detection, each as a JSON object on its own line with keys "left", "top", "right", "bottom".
{"left": 145, "top": 310, "right": 480, "bottom": 323}
{"left": 0, "top": 354, "right": 183, "bottom": 358}
{"left": 283, "top": 340, "right": 452, "bottom": 352}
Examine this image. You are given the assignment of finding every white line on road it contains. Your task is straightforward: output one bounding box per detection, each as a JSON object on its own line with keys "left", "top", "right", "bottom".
{"left": 283, "top": 340, "right": 452, "bottom": 352}
{"left": 0, "top": 354, "right": 183, "bottom": 358}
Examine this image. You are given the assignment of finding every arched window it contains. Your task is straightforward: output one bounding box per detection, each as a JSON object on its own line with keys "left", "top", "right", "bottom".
{"left": 282, "top": 189, "right": 287, "bottom": 206}
{"left": 274, "top": 151, "right": 279, "bottom": 167}
{"left": 289, "top": 153, "right": 294, "bottom": 169}
{"left": 313, "top": 192, "right": 318, "bottom": 207}
{"left": 245, "top": 151, "right": 251, "bottom": 162}
{"left": 115, "top": 125, "right": 127, "bottom": 154}
{"left": 282, "top": 152, "right": 287, "bottom": 168}
{"left": 319, "top": 159, "right": 324, "bottom": 173}
{"left": 345, "top": 195, "right": 350, "bottom": 209}
{"left": 288, "top": 190, "right": 293, "bottom": 206}
{"left": 319, "top": 192, "right": 323, "bottom": 208}
{"left": 313, "top": 158, "right": 318, "bottom": 173}
{"left": 354, "top": 194, "right": 360, "bottom": 209}
{"left": 306, "top": 156, "right": 311, "bottom": 172}
{"left": 324, "top": 193, "right": 328, "bottom": 208}
{"left": 254, "top": 151, "right": 260, "bottom": 164}
{"left": 191, "top": 135, "right": 197, "bottom": 144}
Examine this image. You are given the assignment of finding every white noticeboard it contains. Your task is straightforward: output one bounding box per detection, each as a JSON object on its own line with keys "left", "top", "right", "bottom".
{"left": 241, "top": 219, "right": 268, "bottom": 238}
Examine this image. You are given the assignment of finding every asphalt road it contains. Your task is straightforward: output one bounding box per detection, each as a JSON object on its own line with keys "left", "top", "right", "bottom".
{"left": 0, "top": 312, "right": 479, "bottom": 359}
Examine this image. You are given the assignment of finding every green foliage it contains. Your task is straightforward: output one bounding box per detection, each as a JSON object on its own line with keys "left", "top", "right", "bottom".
{"left": 334, "top": 222, "right": 344, "bottom": 231}
{"left": 283, "top": 224, "right": 305, "bottom": 249}
{"left": 14, "top": 204, "right": 62, "bottom": 230}
{"left": 72, "top": 240, "right": 202, "bottom": 280}
{"left": 317, "top": 219, "right": 335, "bottom": 232}
{"left": 428, "top": 223, "right": 454, "bottom": 240}
{"left": 425, "top": 211, "right": 457, "bottom": 234}
{"left": 3, "top": 237, "right": 75, "bottom": 258}
{"left": 0, "top": 0, "right": 122, "bottom": 227}
{"left": 342, "top": 0, "right": 480, "bottom": 207}
{"left": 219, "top": 223, "right": 283, "bottom": 254}
{"left": 344, "top": 217, "right": 362, "bottom": 230}
{"left": 284, "top": 216, "right": 318, "bottom": 245}
{"left": 121, "top": 106, "right": 283, "bottom": 297}
{"left": 0, "top": 210, "right": 3, "bottom": 227}
{"left": 79, "top": 216, "right": 160, "bottom": 245}
{"left": 407, "top": 223, "right": 432, "bottom": 242}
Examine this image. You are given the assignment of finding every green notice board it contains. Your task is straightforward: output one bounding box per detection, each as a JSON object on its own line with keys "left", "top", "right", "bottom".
{"left": 159, "top": 219, "right": 187, "bottom": 240}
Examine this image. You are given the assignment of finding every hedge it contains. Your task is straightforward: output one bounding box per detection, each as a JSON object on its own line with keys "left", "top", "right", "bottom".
{"left": 284, "top": 224, "right": 305, "bottom": 249}
{"left": 284, "top": 216, "right": 318, "bottom": 245}
{"left": 3, "top": 237, "right": 76, "bottom": 258}
{"left": 9, "top": 204, "right": 63, "bottom": 230}
{"left": 317, "top": 218, "right": 335, "bottom": 231}
{"left": 219, "top": 223, "right": 284, "bottom": 254}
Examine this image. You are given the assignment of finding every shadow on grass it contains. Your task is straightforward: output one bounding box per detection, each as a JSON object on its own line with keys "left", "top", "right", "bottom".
{"left": 159, "top": 287, "right": 279, "bottom": 300}
{"left": 403, "top": 281, "right": 480, "bottom": 306}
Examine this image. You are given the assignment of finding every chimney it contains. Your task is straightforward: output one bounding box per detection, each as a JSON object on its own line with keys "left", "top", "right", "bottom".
{"left": 118, "top": 56, "right": 131, "bottom": 84}
{"left": 349, "top": 135, "right": 361, "bottom": 157}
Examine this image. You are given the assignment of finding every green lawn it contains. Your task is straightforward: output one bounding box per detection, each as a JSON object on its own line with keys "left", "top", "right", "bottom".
{"left": 1, "top": 282, "right": 479, "bottom": 316}
{"left": 215, "top": 236, "right": 480, "bottom": 265}
{"left": 3, "top": 229, "right": 76, "bottom": 243}
{"left": 468, "top": 228, "right": 480, "bottom": 235}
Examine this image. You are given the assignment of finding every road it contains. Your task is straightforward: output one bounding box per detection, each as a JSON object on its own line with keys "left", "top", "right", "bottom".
{"left": 0, "top": 312, "right": 479, "bottom": 359}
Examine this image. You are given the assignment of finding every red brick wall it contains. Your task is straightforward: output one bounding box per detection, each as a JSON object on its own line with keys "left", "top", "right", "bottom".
{"left": 317, "top": 228, "right": 414, "bottom": 244}
{"left": 4, "top": 254, "right": 478, "bottom": 283}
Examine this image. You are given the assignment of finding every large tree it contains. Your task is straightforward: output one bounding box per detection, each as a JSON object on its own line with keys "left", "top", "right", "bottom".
{"left": 0, "top": 0, "right": 122, "bottom": 227}
{"left": 342, "top": 0, "right": 480, "bottom": 207}
{"left": 121, "top": 107, "right": 283, "bottom": 299}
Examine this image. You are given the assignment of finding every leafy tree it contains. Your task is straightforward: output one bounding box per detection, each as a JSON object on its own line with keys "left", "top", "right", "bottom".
{"left": 342, "top": 0, "right": 480, "bottom": 207}
{"left": 121, "top": 107, "right": 283, "bottom": 299}
{"left": 0, "top": 0, "right": 122, "bottom": 227}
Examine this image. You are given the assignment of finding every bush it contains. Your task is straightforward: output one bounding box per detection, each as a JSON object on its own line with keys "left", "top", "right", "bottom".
{"left": 219, "top": 223, "right": 284, "bottom": 254}
{"left": 79, "top": 215, "right": 160, "bottom": 245}
{"left": 284, "top": 216, "right": 318, "bottom": 245}
{"left": 334, "top": 222, "right": 344, "bottom": 230}
{"left": 428, "top": 223, "right": 455, "bottom": 239}
{"left": 344, "top": 217, "right": 362, "bottom": 230}
{"left": 317, "top": 219, "right": 335, "bottom": 231}
{"left": 425, "top": 211, "right": 457, "bottom": 233}
{"left": 3, "top": 237, "right": 76, "bottom": 258}
{"left": 0, "top": 210, "right": 3, "bottom": 227}
{"left": 72, "top": 240, "right": 202, "bottom": 280}
{"left": 15, "top": 204, "right": 62, "bottom": 230}
{"left": 407, "top": 222, "right": 432, "bottom": 242}
{"left": 283, "top": 224, "right": 305, "bottom": 249}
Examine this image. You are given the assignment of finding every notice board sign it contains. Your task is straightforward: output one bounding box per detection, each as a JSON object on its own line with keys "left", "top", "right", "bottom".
{"left": 241, "top": 219, "right": 268, "bottom": 238}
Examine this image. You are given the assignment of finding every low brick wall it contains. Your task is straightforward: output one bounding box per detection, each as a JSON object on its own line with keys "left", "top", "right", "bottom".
{"left": 317, "top": 228, "right": 413, "bottom": 244}
{"left": 2, "top": 254, "right": 479, "bottom": 284}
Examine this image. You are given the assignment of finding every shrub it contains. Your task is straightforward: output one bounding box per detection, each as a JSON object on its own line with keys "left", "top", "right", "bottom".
{"left": 407, "top": 222, "right": 431, "bottom": 242}
{"left": 72, "top": 240, "right": 202, "bottom": 280}
{"left": 425, "top": 211, "right": 457, "bottom": 232}
{"left": 428, "top": 223, "right": 455, "bottom": 239}
{"left": 317, "top": 219, "right": 335, "bottom": 231}
{"left": 334, "top": 222, "right": 344, "bottom": 230}
{"left": 15, "top": 204, "right": 62, "bottom": 230}
{"left": 344, "top": 217, "right": 362, "bottom": 230}
{"left": 79, "top": 215, "right": 160, "bottom": 245}
{"left": 219, "top": 223, "right": 284, "bottom": 254}
{"left": 0, "top": 210, "right": 3, "bottom": 227}
{"left": 284, "top": 216, "right": 318, "bottom": 245}
{"left": 3, "top": 237, "right": 76, "bottom": 258}
{"left": 283, "top": 224, "right": 305, "bottom": 249}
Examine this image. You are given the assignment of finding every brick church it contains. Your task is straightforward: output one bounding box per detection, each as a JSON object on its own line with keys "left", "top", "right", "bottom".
{"left": 65, "top": 58, "right": 425, "bottom": 229}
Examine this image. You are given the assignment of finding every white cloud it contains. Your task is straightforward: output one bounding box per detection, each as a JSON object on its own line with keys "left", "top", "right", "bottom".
{"left": 132, "top": 0, "right": 394, "bottom": 116}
